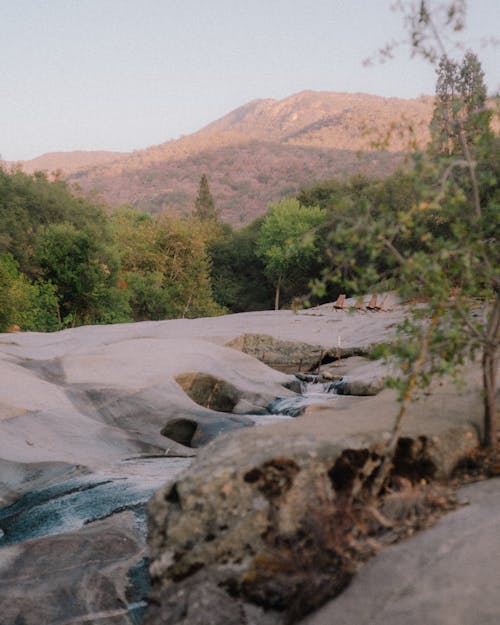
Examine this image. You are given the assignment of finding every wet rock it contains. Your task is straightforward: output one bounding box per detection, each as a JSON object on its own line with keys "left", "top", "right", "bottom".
{"left": 0, "top": 512, "right": 144, "bottom": 625}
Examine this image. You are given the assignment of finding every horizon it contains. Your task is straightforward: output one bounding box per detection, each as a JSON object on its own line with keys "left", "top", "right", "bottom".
{"left": 1, "top": 0, "right": 498, "bottom": 161}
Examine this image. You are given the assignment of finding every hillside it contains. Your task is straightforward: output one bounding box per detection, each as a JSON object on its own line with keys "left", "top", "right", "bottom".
{"left": 18, "top": 150, "right": 127, "bottom": 175}
{"left": 12, "top": 91, "right": 436, "bottom": 225}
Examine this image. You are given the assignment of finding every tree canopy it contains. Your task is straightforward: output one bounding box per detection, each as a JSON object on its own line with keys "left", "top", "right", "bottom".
{"left": 0, "top": 168, "right": 223, "bottom": 331}
{"left": 256, "top": 199, "right": 326, "bottom": 310}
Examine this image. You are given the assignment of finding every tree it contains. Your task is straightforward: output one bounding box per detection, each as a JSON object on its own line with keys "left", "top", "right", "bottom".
{"left": 0, "top": 253, "right": 59, "bottom": 332}
{"left": 208, "top": 219, "right": 274, "bottom": 312}
{"left": 194, "top": 174, "right": 217, "bottom": 221}
{"left": 111, "top": 208, "right": 223, "bottom": 320}
{"left": 256, "top": 199, "right": 326, "bottom": 310}
{"left": 0, "top": 168, "right": 107, "bottom": 277}
{"left": 430, "top": 50, "right": 492, "bottom": 155}
{"left": 34, "top": 222, "right": 130, "bottom": 326}
{"left": 328, "top": 1, "right": 499, "bottom": 460}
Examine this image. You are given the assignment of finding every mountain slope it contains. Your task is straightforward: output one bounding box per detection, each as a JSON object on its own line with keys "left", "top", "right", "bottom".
{"left": 17, "top": 150, "right": 127, "bottom": 175}
{"left": 12, "top": 91, "right": 437, "bottom": 225}
{"left": 71, "top": 141, "right": 405, "bottom": 225}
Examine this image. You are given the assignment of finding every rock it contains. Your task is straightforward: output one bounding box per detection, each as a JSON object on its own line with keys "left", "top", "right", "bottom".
{"left": 161, "top": 410, "right": 252, "bottom": 447}
{"left": 175, "top": 371, "right": 274, "bottom": 414}
{"left": 226, "top": 333, "right": 326, "bottom": 373}
{"left": 300, "top": 478, "right": 500, "bottom": 625}
{"left": 0, "top": 512, "right": 144, "bottom": 625}
{"left": 334, "top": 377, "right": 385, "bottom": 396}
{"left": 324, "top": 356, "right": 390, "bottom": 396}
{"left": 145, "top": 569, "right": 284, "bottom": 625}
{"left": 0, "top": 459, "right": 81, "bottom": 507}
{"left": 146, "top": 362, "right": 485, "bottom": 622}
{"left": 0, "top": 304, "right": 490, "bottom": 625}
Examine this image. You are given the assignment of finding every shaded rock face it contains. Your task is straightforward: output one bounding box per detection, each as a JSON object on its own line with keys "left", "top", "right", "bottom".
{"left": 146, "top": 361, "right": 486, "bottom": 624}
{"left": 146, "top": 433, "right": 463, "bottom": 624}
{"left": 226, "top": 334, "right": 326, "bottom": 373}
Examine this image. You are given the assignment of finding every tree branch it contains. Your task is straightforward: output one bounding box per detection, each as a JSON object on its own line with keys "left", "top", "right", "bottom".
{"left": 371, "top": 305, "right": 443, "bottom": 497}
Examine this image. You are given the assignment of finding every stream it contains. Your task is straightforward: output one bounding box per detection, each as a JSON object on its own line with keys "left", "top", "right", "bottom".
{"left": 0, "top": 457, "right": 191, "bottom": 622}
{"left": 0, "top": 375, "right": 340, "bottom": 623}
{"left": 269, "top": 374, "right": 340, "bottom": 417}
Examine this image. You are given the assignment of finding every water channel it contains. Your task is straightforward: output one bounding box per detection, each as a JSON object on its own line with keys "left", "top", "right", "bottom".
{"left": 0, "top": 374, "right": 340, "bottom": 622}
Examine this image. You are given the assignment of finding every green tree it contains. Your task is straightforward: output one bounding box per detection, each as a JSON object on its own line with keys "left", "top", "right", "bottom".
{"left": 430, "top": 51, "right": 491, "bottom": 155}
{"left": 35, "top": 222, "right": 130, "bottom": 326}
{"left": 111, "top": 208, "right": 223, "bottom": 320}
{"left": 194, "top": 174, "right": 217, "bottom": 221}
{"left": 208, "top": 219, "right": 274, "bottom": 312}
{"left": 327, "top": 1, "right": 499, "bottom": 464}
{"left": 256, "top": 199, "right": 326, "bottom": 310}
{"left": 0, "top": 253, "right": 59, "bottom": 332}
{"left": 0, "top": 168, "right": 107, "bottom": 277}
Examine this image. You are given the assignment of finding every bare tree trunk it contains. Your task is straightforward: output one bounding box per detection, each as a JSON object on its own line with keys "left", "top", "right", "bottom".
{"left": 483, "top": 293, "right": 500, "bottom": 447}
{"left": 274, "top": 275, "right": 282, "bottom": 311}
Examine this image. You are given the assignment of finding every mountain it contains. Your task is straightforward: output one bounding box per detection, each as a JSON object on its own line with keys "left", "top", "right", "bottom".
{"left": 10, "top": 91, "right": 436, "bottom": 225}
{"left": 16, "top": 150, "right": 127, "bottom": 175}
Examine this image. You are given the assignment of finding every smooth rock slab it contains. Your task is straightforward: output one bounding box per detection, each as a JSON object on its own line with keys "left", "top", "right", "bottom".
{"left": 301, "top": 478, "right": 500, "bottom": 625}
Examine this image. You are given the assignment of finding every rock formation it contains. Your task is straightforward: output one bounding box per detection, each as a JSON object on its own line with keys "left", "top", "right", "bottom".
{"left": 0, "top": 302, "right": 496, "bottom": 624}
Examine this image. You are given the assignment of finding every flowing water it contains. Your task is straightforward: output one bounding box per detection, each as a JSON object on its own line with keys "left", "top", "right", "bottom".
{"left": 268, "top": 374, "right": 340, "bottom": 417}
{"left": 0, "top": 457, "right": 191, "bottom": 547}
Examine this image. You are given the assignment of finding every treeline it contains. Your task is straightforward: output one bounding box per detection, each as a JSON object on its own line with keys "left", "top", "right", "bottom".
{"left": 0, "top": 161, "right": 421, "bottom": 333}
{"left": 209, "top": 170, "right": 431, "bottom": 312}
{"left": 0, "top": 169, "right": 222, "bottom": 332}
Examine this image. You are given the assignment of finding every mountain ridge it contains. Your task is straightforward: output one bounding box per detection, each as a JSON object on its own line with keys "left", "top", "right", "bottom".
{"left": 7, "top": 91, "right": 437, "bottom": 225}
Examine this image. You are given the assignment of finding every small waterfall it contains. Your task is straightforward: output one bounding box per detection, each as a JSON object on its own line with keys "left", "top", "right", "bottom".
{"left": 269, "top": 374, "right": 341, "bottom": 417}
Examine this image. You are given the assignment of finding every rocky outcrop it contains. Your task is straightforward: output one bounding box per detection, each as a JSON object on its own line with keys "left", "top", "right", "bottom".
{"left": 301, "top": 477, "right": 500, "bottom": 625}
{"left": 0, "top": 304, "right": 493, "bottom": 624}
{"left": 146, "top": 364, "right": 484, "bottom": 623}
{"left": 226, "top": 333, "right": 326, "bottom": 373}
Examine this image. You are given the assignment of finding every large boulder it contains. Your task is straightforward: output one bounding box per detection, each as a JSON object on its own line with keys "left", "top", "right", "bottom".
{"left": 146, "top": 364, "right": 484, "bottom": 623}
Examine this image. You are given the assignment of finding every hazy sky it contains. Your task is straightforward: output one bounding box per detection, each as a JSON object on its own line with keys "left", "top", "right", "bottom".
{"left": 1, "top": 0, "right": 498, "bottom": 160}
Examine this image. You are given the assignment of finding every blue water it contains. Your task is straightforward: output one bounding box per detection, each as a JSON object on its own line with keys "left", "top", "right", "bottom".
{"left": 0, "top": 457, "right": 191, "bottom": 623}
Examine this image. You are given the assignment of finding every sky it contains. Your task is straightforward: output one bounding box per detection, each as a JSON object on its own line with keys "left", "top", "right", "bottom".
{"left": 1, "top": 0, "right": 498, "bottom": 161}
